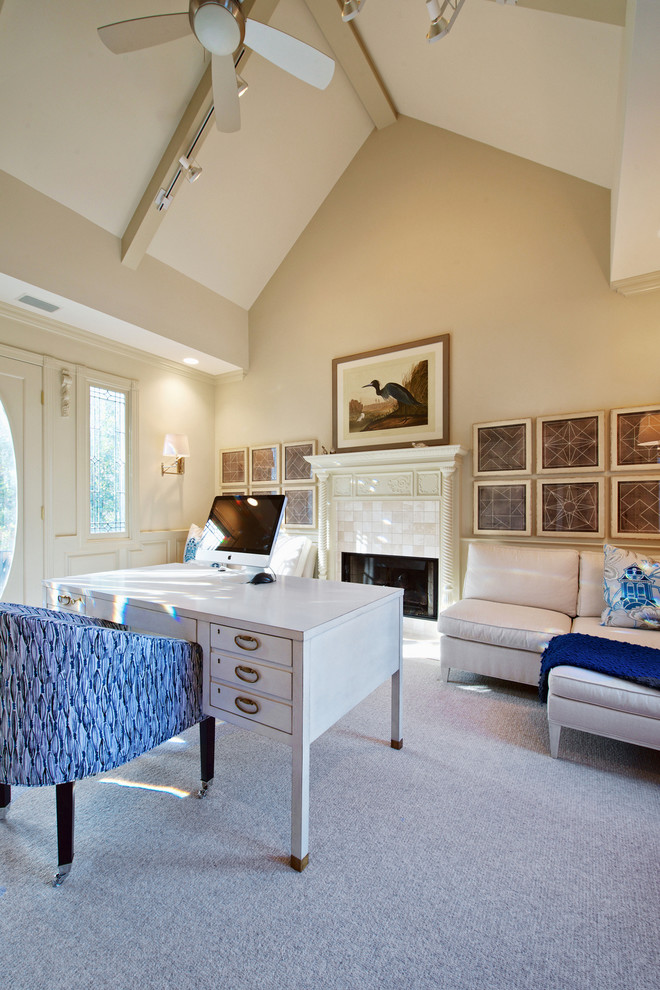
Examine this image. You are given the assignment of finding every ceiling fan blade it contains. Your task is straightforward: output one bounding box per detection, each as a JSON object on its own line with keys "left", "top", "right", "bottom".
{"left": 243, "top": 20, "right": 335, "bottom": 90}
{"left": 98, "top": 13, "right": 190, "bottom": 55}
{"left": 212, "top": 54, "right": 241, "bottom": 132}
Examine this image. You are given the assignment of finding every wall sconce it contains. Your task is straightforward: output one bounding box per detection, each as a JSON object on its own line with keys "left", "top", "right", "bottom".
{"left": 162, "top": 434, "right": 190, "bottom": 475}
{"left": 637, "top": 413, "right": 660, "bottom": 446}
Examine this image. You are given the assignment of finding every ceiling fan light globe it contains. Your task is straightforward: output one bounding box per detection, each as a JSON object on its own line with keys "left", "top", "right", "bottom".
{"left": 190, "top": 0, "right": 244, "bottom": 56}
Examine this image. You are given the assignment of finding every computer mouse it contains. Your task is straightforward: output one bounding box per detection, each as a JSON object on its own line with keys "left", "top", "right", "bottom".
{"left": 250, "top": 571, "right": 275, "bottom": 585}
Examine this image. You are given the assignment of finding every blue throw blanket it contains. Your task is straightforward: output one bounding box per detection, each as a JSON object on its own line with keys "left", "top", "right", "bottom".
{"left": 539, "top": 633, "right": 660, "bottom": 702}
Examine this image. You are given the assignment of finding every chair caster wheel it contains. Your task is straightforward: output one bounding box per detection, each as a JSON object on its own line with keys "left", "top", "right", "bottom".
{"left": 52, "top": 863, "right": 71, "bottom": 887}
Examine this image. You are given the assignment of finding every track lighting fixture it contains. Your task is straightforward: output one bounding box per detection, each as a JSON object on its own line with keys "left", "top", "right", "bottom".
{"left": 341, "top": 0, "right": 366, "bottom": 22}
{"left": 425, "top": 0, "right": 466, "bottom": 42}
{"left": 155, "top": 188, "right": 173, "bottom": 210}
{"left": 178, "top": 155, "right": 203, "bottom": 183}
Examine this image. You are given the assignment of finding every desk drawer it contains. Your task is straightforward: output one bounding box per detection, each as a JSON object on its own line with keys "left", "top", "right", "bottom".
{"left": 210, "top": 624, "right": 292, "bottom": 667}
{"left": 209, "top": 682, "right": 292, "bottom": 734}
{"left": 211, "top": 652, "right": 292, "bottom": 700}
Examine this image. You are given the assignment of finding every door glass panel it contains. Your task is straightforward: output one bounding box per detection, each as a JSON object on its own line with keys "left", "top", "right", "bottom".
{"left": 0, "top": 400, "right": 17, "bottom": 596}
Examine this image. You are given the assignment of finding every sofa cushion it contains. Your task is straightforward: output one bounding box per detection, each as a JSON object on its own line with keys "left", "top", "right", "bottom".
{"left": 462, "top": 543, "right": 579, "bottom": 616}
{"left": 601, "top": 544, "right": 660, "bottom": 630}
{"left": 439, "top": 598, "right": 572, "bottom": 654}
{"left": 576, "top": 550, "right": 605, "bottom": 617}
{"left": 548, "top": 665, "right": 660, "bottom": 720}
{"left": 572, "top": 615, "right": 660, "bottom": 650}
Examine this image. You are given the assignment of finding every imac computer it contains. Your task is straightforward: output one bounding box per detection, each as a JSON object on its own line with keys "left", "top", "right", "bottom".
{"left": 195, "top": 494, "right": 287, "bottom": 579}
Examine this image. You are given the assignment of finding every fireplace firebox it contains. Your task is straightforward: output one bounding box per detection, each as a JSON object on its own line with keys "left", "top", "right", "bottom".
{"left": 341, "top": 552, "right": 438, "bottom": 621}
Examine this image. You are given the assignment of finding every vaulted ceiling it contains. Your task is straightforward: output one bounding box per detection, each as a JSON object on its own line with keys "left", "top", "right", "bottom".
{"left": 0, "top": 0, "right": 658, "bottom": 373}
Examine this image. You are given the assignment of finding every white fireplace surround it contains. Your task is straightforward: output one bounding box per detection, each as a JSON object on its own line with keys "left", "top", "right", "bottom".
{"left": 307, "top": 446, "right": 467, "bottom": 609}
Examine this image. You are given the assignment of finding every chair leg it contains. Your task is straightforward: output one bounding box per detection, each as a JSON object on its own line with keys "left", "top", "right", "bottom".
{"left": 54, "top": 781, "right": 75, "bottom": 886}
{"left": 0, "top": 783, "right": 10, "bottom": 820}
{"left": 198, "top": 716, "right": 215, "bottom": 799}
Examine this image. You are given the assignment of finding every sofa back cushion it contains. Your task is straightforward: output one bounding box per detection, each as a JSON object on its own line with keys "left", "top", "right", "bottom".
{"left": 576, "top": 550, "right": 605, "bottom": 616}
{"left": 462, "top": 543, "right": 580, "bottom": 616}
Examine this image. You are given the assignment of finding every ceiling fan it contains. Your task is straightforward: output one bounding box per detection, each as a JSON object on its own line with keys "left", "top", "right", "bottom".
{"left": 98, "top": 0, "right": 335, "bottom": 133}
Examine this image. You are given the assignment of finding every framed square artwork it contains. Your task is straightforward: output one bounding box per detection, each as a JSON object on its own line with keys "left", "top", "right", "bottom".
{"left": 473, "top": 480, "right": 531, "bottom": 535}
{"left": 248, "top": 485, "right": 280, "bottom": 497}
{"left": 536, "top": 411, "right": 604, "bottom": 473}
{"left": 219, "top": 487, "right": 247, "bottom": 497}
{"left": 332, "top": 334, "right": 449, "bottom": 453}
{"left": 611, "top": 476, "right": 660, "bottom": 540}
{"left": 282, "top": 440, "right": 317, "bottom": 482}
{"left": 536, "top": 478, "right": 604, "bottom": 539}
{"left": 610, "top": 405, "right": 660, "bottom": 471}
{"left": 473, "top": 419, "right": 532, "bottom": 476}
{"left": 219, "top": 447, "right": 247, "bottom": 486}
{"left": 249, "top": 443, "right": 280, "bottom": 484}
{"left": 282, "top": 486, "right": 317, "bottom": 529}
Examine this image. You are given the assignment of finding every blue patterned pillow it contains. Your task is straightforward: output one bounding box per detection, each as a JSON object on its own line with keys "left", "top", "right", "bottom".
{"left": 183, "top": 523, "right": 204, "bottom": 563}
{"left": 601, "top": 544, "right": 660, "bottom": 630}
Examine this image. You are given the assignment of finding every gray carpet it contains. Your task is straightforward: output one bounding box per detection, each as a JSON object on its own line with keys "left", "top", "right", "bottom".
{"left": 1, "top": 650, "right": 659, "bottom": 990}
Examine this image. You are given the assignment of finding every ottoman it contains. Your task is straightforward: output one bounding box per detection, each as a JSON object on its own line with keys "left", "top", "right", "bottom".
{"left": 547, "top": 665, "right": 660, "bottom": 759}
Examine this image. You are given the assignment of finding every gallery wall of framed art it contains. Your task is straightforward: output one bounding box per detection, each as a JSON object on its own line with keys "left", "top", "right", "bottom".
{"left": 472, "top": 404, "right": 660, "bottom": 540}
{"left": 218, "top": 440, "right": 319, "bottom": 530}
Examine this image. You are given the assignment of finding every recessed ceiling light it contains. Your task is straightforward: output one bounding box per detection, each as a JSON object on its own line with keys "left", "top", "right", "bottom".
{"left": 183, "top": 357, "right": 200, "bottom": 366}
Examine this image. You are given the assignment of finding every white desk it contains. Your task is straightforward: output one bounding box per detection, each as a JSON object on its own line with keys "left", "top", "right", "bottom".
{"left": 43, "top": 564, "right": 404, "bottom": 870}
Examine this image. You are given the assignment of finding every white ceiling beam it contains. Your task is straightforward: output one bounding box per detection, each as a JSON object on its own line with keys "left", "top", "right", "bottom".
{"left": 302, "top": 0, "right": 397, "bottom": 130}
{"left": 484, "top": 0, "right": 626, "bottom": 27}
{"left": 121, "top": 0, "right": 279, "bottom": 270}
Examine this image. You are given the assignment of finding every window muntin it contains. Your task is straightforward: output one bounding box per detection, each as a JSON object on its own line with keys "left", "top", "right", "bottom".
{"left": 89, "top": 385, "right": 126, "bottom": 535}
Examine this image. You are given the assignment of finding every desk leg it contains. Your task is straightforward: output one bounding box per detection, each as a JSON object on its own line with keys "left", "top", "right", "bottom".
{"left": 198, "top": 716, "right": 215, "bottom": 798}
{"left": 0, "top": 783, "right": 10, "bottom": 820}
{"left": 290, "top": 742, "right": 310, "bottom": 872}
{"left": 391, "top": 667, "right": 403, "bottom": 750}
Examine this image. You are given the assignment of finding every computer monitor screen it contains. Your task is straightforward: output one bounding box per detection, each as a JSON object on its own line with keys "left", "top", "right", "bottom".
{"left": 195, "top": 494, "right": 287, "bottom": 569}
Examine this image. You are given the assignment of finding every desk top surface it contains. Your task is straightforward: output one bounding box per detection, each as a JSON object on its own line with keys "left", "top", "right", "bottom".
{"left": 44, "top": 564, "right": 403, "bottom": 638}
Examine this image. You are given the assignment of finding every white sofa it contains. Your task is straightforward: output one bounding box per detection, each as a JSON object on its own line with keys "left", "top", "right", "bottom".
{"left": 438, "top": 543, "right": 660, "bottom": 759}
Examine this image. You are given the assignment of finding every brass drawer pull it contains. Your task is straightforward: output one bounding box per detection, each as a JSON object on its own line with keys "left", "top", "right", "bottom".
{"left": 235, "top": 696, "right": 260, "bottom": 715}
{"left": 234, "top": 634, "right": 259, "bottom": 652}
{"left": 57, "top": 594, "right": 83, "bottom": 608}
{"left": 235, "top": 665, "right": 259, "bottom": 683}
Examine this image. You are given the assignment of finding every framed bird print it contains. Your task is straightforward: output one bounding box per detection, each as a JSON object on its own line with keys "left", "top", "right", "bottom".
{"left": 332, "top": 334, "right": 450, "bottom": 453}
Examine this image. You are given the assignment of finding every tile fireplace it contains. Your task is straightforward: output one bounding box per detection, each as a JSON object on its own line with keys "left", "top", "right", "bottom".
{"left": 306, "top": 446, "right": 467, "bottom": 610}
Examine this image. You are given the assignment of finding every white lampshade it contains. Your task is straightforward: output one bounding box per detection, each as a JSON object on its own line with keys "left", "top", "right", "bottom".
{"left": 162, "top": 433, "right": 190, "bottom": 458}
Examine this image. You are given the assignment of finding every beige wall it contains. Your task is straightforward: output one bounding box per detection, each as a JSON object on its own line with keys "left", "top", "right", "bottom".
{"left": 217, "top": 115, "right": 660, "bottom": 537}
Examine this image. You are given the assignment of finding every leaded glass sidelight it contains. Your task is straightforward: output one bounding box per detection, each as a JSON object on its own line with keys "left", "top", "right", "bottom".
{"left": 0, "top": 400, "right": 17, "bottom": 595}
{"left": 89, "top": 386, "right": 126, "bottom": 535}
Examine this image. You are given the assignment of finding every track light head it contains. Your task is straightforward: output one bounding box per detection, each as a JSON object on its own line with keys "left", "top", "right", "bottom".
{"left": 341, "top": 0, "right": 365, "bottom": 22}
{"left": 179, "top": 155, "right": 203, "bottom": 183}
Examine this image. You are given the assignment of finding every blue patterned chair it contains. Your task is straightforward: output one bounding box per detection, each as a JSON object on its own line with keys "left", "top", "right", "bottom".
{"left": 0, "top": 603, "right": 214, "bottom": 884}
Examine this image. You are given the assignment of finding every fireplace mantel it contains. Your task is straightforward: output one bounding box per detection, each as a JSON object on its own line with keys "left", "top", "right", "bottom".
{"left": 307, "top": 445, "right": 467, "bottom": 608}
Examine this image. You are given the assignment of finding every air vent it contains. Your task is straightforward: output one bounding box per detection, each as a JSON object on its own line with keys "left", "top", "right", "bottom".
{"left": 17, "top": 294, "right": 61, "bottom": 314}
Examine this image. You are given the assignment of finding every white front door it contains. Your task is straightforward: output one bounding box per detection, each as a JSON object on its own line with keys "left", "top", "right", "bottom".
{"left": 0, "top": 352, "right": 43, "bottom": 604}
